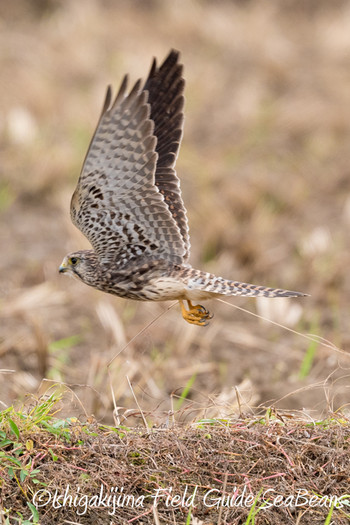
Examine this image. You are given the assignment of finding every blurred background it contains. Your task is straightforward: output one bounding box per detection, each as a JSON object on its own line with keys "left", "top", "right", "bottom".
{"left": 1, "top": 0, "right": 350, "bottom": 423}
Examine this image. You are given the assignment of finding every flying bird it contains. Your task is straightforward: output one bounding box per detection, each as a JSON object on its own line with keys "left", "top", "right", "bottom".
{"left": 59, "top": 50, "right": 306, "bottom": 326}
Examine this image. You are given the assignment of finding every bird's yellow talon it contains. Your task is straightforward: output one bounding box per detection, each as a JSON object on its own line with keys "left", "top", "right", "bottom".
{"left": 180, "top": 301, "right": 212, "bottom": 326}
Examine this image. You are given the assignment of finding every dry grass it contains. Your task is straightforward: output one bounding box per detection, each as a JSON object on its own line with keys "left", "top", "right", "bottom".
{"left": 1, "top": 393, "right": 350, "bottom": 525}
{"left": 1, "top": 0, "right": 350, "bottom": 420}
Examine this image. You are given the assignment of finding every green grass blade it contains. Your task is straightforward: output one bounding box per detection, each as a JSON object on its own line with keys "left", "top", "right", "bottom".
{"left": 324, "top": 500, "right": 335, "bottom": 524}
{"left": 8, "top": 419, "right": 20, "bottom": 439}
{"left": 174, "top": 373, "right": 197, "bottom": 410}
{"left": 299, "top": 318, "right": 319, "bottom": 379}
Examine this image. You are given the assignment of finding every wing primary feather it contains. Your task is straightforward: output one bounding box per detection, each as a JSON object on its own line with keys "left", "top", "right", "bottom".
{"left": 160, "top": 49, "right": 180, "bottom": 71}
{"left": 148, "top": 57, "right": 157, "bottom": 77}
{"left": 112, "top": 74, "right": 129, "bottom": 108}
{"left": 95, "top": 85, "right": 113, "bottom": 126}
{"left": 77, "top": 85, "right": 113, "bottom": 174}
{"left": 142, "top": 48, "right": 190, "bottom": 261}
{"left": 102, "top": 85, "right": 112, "bottom": 114}
{"left": 128, "top": 78, "right": 142, "bottom": 100}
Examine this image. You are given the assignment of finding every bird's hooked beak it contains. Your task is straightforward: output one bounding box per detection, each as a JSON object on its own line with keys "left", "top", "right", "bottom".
{"left": 59, "top": 259, "right": 69, "bottom": 273}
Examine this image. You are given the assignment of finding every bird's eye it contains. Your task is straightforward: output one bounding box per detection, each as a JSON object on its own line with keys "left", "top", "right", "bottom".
{"left": 70, "top": 257, "right": 79, "bottom": 265}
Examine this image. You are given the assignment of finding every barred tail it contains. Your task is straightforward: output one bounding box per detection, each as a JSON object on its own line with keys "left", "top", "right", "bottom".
{"left": 182, "top": 268, "right": 307, "bottom": 299}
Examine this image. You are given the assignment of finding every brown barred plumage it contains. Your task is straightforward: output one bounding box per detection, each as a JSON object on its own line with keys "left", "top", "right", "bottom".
{"left": 60, "top": 50, "right": 306, "bottom": 326}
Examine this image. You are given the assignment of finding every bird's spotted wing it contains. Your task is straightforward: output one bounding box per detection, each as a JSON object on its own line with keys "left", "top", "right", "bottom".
{"left": 71, "top": 73, "right": 187, "bottom": 266}
{"left": 143, "top": 50, "right": 190, "bottom": 262}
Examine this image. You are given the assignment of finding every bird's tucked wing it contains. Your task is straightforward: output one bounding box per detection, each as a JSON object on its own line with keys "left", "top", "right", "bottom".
{"left": 71, "top": 74, "right": 187, "bottom": 266}
{"left": 143, "top": 50, "right": 190, "bottom": 261}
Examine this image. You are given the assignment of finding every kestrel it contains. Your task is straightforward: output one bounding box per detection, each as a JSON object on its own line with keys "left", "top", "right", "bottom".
{"left": 59, "top": 50, "right": 306, "bottom": 326}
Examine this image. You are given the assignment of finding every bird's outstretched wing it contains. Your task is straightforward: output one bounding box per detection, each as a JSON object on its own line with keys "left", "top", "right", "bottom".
{"left": 70, "top": 60, "right": 187, "bottom": 266}
{"left": 143, "top": 50, "right": 190, "bottom": 262}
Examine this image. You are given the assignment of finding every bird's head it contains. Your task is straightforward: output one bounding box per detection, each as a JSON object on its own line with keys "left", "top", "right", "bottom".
{"left": 59, "top": 250, "right": 98, "bottom": 284}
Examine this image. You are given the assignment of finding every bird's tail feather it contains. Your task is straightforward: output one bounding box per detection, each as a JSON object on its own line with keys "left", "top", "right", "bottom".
{"left": 182, "top": 268, "right": 307, "bottom": 299}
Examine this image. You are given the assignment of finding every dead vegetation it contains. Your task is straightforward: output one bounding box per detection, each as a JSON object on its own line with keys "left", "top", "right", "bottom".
{"left": 2, "top": 0, "right": 350, "bottom": 418}
{"left": 1, "top": 394, "right": 350, "bottom": 525}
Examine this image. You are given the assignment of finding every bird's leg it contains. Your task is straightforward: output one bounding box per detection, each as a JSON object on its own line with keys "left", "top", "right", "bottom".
{"left": 180, "top": 300, "right": 213, "bottom": 326}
